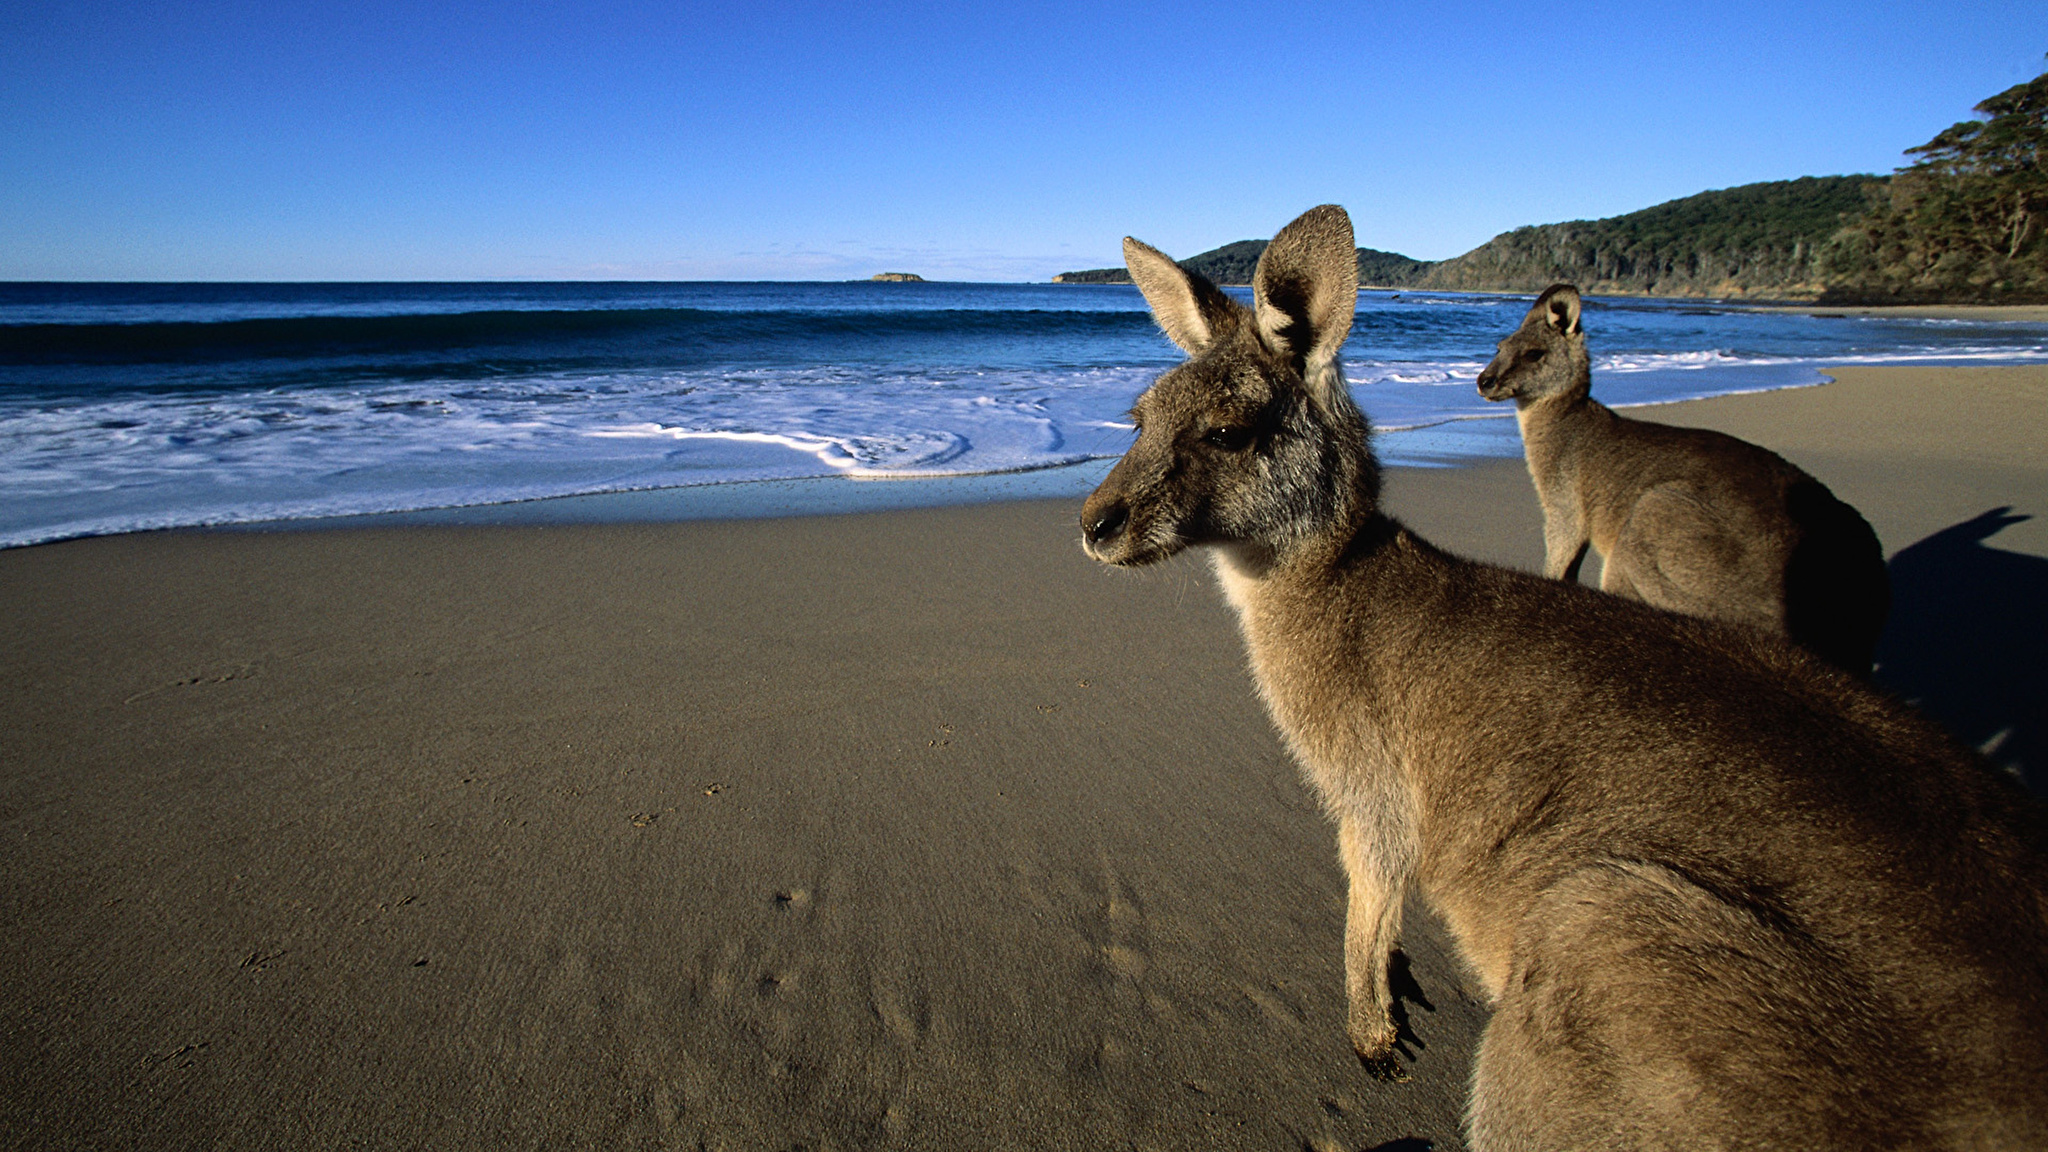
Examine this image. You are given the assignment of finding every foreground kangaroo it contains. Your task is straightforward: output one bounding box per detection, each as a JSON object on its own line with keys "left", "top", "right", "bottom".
{"left": 1477, "top": 286, "right": 1890, "bottom": 672}
{"left": 1081, "top": 205, "right": 2048, "bottom": 1148}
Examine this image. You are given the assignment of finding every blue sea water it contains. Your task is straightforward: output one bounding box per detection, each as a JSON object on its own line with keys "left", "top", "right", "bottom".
{"left": 2, "top": 281, "right": 2044, "bottom": 548}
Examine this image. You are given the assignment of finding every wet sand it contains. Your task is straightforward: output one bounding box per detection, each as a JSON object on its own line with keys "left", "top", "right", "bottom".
{"left": 2, "top": 365, "right": 2042, "bottom": 1149}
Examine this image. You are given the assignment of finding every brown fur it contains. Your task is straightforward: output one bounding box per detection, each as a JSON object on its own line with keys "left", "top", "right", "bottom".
{"left": 1476, "top": 286, "right": 1890, "bottom": 672}
{"left": 1081, "top": 206, "right": 2048, "bottom": 1149}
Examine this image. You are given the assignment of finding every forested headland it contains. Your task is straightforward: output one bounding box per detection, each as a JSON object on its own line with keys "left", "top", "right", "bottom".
{"left": 1055, "top": 64, "right": 2047, "bottom": 304}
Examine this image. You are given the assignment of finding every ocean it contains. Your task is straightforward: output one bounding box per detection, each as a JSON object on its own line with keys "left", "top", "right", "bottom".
{"left": 3, "top": 281, "right": 2044, "bottom": 549}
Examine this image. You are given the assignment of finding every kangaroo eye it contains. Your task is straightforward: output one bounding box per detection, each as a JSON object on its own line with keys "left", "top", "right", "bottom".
{"left": 1202, "top": 426, "right": 1255, "bottom": 451}
{"left": 1519, "top": 348, "right": 1547, "bottom": 363}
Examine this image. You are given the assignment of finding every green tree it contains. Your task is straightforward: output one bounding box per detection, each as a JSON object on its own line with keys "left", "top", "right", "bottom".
{"left": 1823, "top": 60, "right": 2048, "bottom": 302}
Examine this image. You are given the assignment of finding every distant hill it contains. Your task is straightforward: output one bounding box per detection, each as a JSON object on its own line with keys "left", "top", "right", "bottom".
{"left": 1053, "top": 91, "right": 2044, "bottom": 308}
{"left": 1357, "top": 248, "right": 1435, "bottom": 287}
{"left": 1417, "top": 176, "right": 1881, "bottom": 299}
{"left": 1053, "top": 241, "right": 1432, "bottom": 287}
{"left": 1048, "top": 179, "right": 1874, "bottom": 299}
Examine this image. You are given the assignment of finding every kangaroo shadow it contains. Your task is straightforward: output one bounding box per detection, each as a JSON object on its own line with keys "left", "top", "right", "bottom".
{"left": 1873, "top": 507, "right": 2046, "bottom": 796}
{"left": 1385, "top": 948, "right": 1436, "bottom": 1062}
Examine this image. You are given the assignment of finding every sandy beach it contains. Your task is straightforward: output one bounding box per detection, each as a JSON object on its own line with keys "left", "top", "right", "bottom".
{"left": 3, "top": 365, "right": 2043, "bottom": 1150}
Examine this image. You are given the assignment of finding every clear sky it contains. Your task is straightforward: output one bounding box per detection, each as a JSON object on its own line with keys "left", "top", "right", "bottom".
{"left": 4, "top": 1, "right": 2044, "bottom": 281}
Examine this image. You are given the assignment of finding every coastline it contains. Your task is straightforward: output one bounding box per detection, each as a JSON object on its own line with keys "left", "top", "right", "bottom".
{"left": 9, "top": 280, "right": 2043, "bottom": 551}
{"left": 1739, "top": 302, "right": 2048, "bottom": 322}
{"left": 3, "top": 366, "right": 2042, "bottom": 1148}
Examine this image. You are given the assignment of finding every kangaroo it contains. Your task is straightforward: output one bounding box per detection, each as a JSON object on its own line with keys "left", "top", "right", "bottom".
{"left": 1080, "top": 205, "right": 2048, "bottom": 1149}
{"left": 1476, "top": 286, "right": 1890, "bottom": 673}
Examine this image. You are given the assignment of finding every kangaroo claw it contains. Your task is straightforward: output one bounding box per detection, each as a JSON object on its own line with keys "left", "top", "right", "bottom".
{"left": 1356, "top": 1047, "right": 1411, "bottom": 1083}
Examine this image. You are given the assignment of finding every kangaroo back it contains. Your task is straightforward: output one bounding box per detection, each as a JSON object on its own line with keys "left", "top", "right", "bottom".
{"left": 1782, "top": 477, "right": 1891, "bottom": 670}
{"left": 1083, "top": 208, "right": 2048, "bottom": 1149}
{"left": 1475, "top": 285, "right": 1890, "bottom": 673}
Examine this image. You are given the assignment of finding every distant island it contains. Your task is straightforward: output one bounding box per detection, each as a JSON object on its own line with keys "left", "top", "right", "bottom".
{"left": 869, "top": 272, "right": 925, "bottom": 282}
{"left": 1054, "top": 64, "right": 2047, "bottom": 305}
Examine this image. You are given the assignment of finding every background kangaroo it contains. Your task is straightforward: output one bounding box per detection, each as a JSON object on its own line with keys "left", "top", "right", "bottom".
{"left": 1081, "top": 205, "right": 2048, "bottom": 1149}
{"left": 1476, "top": 286, "right": 1890, "bottom": 673}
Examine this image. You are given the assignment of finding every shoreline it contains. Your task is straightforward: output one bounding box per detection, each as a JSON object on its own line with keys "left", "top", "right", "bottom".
{"left": 4, "top": 365, "right": 2043, "bottom": 1148}
{"left": 1739, "top": 302, "right": 2048, "bottom": 322}
{"left": 142, "top": 359, "right": 2048, "bottom": 543}
{"left": 8, "top": 279, "right": 2044, "bottom": 551}
{"left": 12, "top": 357, "right": 2039, "bottom": 549}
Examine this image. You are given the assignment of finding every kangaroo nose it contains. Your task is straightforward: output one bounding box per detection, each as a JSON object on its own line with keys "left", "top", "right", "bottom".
{"left": 1083, "top": 503, "right": 1128, "bottom": 545}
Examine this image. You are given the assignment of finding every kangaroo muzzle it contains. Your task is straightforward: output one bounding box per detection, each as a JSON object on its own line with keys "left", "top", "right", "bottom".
{"left": 1475, "top": 363, "right": 1512, "bottom": 401}
{"left": 1081, "top": 499, "right": 1128, "bottom": 549}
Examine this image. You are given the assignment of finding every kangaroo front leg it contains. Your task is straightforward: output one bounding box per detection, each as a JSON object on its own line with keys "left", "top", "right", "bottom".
{"left": 1542, "top": 517, "right": 1591, "bottom": 584}
{"left": 1339, "top": 814, "right": 1410, "bottom": 1081}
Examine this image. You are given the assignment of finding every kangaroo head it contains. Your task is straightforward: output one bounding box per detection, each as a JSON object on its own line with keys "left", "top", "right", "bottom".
{"left": 1475, "top": 283, "right": 1588, "bottom": 403}
{"left": 1080, "top": 204, "right": 1374, "bottom": 568}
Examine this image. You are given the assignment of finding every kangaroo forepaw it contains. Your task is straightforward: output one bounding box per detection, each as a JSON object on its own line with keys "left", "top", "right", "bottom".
{"left": 1355, "top": 1044, "right": 1410, "bottom": 1083}
{"left": 1349, "top": 1020, "right": 1409, "bottom": 1082}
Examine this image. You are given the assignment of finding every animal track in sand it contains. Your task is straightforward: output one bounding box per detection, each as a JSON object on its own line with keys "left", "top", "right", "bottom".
{"left": 1242, "top": 979, "right": 1308, "bottom": 1028}
{"left": 142, "top": 1041, "right": 210, "bottom": 1074}
{"left": 867, "top": 973, "right": 932, "bottom": 1048}
{"left": 1010, "top": 858, "right": 1164, "bottom": 994}
{"left": 1102, "top": 943, "right": 1148, "bottom": 980}
{"left": 123, "top": 662, "right": 259, "bottom": 704}
{"left": 692, "top": 938, "right": 750, "bottom": 1008}
{"left": 238, "top": 948, "right": 286, "bottom": 970}
{"left": 1078, "top": 864, "right": 1160, "bottom": 996}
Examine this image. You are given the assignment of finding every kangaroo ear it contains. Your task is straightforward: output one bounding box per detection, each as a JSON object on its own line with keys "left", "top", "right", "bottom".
{"left": 1252, "top": 205, "right": 1358, "bottom": 401}
{"left": 1532, "top": 283, "right": 1582, "bottom": 336}
{"left": 1123, "top": 237, "right": 1239, "bottom": 355}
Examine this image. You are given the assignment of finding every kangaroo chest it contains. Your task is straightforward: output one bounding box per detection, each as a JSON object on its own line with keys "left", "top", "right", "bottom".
{"left": 1517, "top": 404, "right": 1587, "bottom": 498}
{"left": 1518, "top": 400, "right": 1635, "bottom": 549}
{"left": 1210, "top": 546, "right": 1583, "bottom": 997}
{"left": 1210, "top": 551, "right": 1408, "bottom": 817}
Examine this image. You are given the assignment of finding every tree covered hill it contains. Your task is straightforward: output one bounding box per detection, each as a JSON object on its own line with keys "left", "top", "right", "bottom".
{"left": 1048, "top": 177, "right": 1867, "bottom": 295}
{"left": 1820, "top": 66, "right": 2048, "bottom": 303}
{"left": 1054, "top": 61, "right": 2047, "bottom": 305}
{"left": 1416, "top": 176, "right": 1879, "bottom": 298}
{"left": 1052, "top": 241, "right": 1430, "bottom": 287}
{"left": 1048, "top": 178, "right": 1876, "bottom": 298}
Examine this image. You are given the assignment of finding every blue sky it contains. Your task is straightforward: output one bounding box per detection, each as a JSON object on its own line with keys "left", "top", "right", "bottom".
{"left": 4, "top": 1, "right": 2044, "bottom": 281}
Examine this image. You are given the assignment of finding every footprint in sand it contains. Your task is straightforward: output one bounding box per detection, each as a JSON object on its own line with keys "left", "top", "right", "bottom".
{"left": 1080, "top": 863, "right": 1161, "bottom": 997}
{"left": 123, "top": 662, "right": 259, "bottom": 704}
{"left": 868, "top": 974, "right": 931, "bottom": 1048}
{"left": 1242, "top": 979, "right": 1308, "bottom": 1029}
